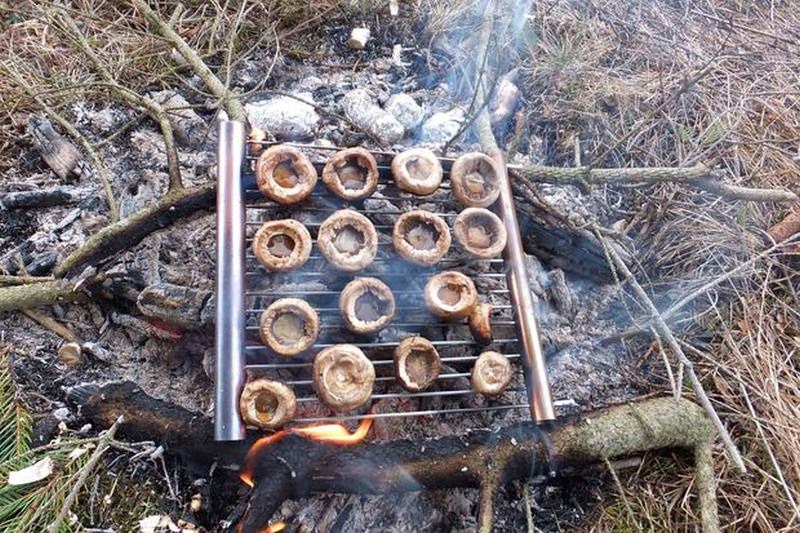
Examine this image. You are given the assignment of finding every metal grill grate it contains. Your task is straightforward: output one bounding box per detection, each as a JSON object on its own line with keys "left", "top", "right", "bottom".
{"left": 241, "top": 143, "right": 526, "bottom": 425}
{"left": 214, "top": 121, "right": 555, "bottom": 441}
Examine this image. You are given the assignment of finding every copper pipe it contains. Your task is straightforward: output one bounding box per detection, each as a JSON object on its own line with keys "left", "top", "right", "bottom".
{"left": 488, "top": 148, "right": 555, "bottom": 422}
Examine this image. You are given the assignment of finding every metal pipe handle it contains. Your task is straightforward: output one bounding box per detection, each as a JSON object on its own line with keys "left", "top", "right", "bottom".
{"left": 488, "top": 148, "right": 556, "bottom": 422}
{"left": 215, "top": 120, "right": 247, "bottom": 441}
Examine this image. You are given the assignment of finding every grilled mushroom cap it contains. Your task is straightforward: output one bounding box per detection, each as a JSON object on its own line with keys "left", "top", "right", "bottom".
{"left": 256, "top": 145, "right": 318, "bottom": 204}
{"left": 239, "top": 378, "right": 297, "bottom": 429}
{"left": 392, "top": 210, "right": 451, "bottom": 266}
{"left": 394, "top": 336, "right": 441, "bottom": 392}
{"left": 259, "top": 298, "right": 319, "bottom": 356}
{"left": 317, "top": 210, "right": 378, "bottom": 271}
{"left": 313, "top": 344, "right": 375, "bottom": 412}
{"left": 468, "top": 303, "right": 493, "bottom": 344}
{"left": 424, "top": 271, "right": 479, "bottom": 320}
{"left": 471, "top": 351, "right": 512, "bottom": 396}
{"left": 322, "top": 147, "right": 379, "bottom": 200}
{"left": 453, "top": 208, "right": 507, "bottom": 258}
{"left": 450, "top": 153, "right": 501, "bottom": 207}
{"left": 252, "top": 219, "right": 312, "bottom": 272}
{"left": 391, "top": 149, "right": 443, "bottom": 195}
{"left": 340, "top": 277, "right": 396, "bottom": 334}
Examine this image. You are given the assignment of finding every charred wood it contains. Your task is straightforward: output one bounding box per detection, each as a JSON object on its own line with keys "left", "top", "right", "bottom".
{"left": 0, "top": 187, "right": 87, "bottom": 209}
{"left": 63, "top": 382, "right": 718, "bottom": 533}
{"left": 27, "top": 115, "right": 83, "bottom": 180}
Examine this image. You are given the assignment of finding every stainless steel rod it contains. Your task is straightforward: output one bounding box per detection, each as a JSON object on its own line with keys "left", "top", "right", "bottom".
{"left": 214, "top": 120, "right": 247, "bottom": 441}
{"left": 490, "top": 149, "right": 555, "bottom": 422}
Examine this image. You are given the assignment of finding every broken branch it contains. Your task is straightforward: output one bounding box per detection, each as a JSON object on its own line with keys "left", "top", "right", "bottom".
{"left": 132, "top": 0, "right": 248, "bottom": 123}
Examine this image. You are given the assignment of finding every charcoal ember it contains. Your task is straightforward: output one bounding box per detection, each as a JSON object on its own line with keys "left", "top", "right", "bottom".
{"left": 246, "top": 93, "right": 321, "bottom": 141}
{"left": 137, "top": 282, "right": 212, "bottom": 330}
{"left": 384, "top": 93, "right": 424, "bottom": 132}
{"left": 341, "top": 89, "right": 405, "bottom": 146}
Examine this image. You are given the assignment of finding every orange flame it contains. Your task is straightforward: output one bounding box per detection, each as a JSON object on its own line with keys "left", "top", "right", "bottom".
{"left": 240, "top": 417, "right": 373, "bottom": 487}
{"left": 260, "top": 521, "right": 286, "bottom": 533}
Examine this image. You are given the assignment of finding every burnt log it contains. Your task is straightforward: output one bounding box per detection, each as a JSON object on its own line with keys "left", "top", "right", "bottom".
{"left": 0, "top": 187, "right": 86, "bottom": 209}
{"left": 64, "top": 382, "right": 718, "bottom": 533}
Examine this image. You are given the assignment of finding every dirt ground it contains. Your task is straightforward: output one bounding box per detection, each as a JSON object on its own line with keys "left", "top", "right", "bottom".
{"left": 1, "top": 1, "right": 799, "bottom": 531}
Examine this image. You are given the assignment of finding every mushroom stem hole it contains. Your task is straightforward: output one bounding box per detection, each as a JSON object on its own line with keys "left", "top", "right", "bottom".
{"left": 437, "top": 284, "right": 462, "bottom": 305}
{"left": 354, "top": 291, "right": 390, "bottom": 322}
{"left": 333, "top": 225, "right": 366, "bottom": 255}
{"left": 274, "top": 159, "right": 300, "bottom": 187}
{"left": 267, "top": 234, "right": 296, "bottom": 257}
{"left": 404, "top": 220, "right": 440, "bottom": 250}
{"left": 406, "top": 349, "right": 437, "bottom": 385}
{"left": 271, "top": 311, "right": 305, "bottom": 344}
{"left": 337, "top": 157, "right": 369, "bottom": 189}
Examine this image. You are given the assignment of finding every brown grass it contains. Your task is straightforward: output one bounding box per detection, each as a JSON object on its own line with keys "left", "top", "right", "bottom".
{"left": 515, "top": 1, "right": 800, "bottom": 530}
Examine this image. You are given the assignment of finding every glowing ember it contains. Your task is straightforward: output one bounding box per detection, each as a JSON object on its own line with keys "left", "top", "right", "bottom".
{"left": 261, "top": 521, "right": 286, "bottom": 533}
{"left": 240, "top": 417, "right": 373, "bottom": 488}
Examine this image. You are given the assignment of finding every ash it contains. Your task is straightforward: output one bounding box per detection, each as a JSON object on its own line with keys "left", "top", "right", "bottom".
{"left": 1, "top": 6, "right": 654, "bottom": 533}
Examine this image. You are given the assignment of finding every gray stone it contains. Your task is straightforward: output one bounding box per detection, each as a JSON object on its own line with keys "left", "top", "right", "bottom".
{"left": 384, "top": 93, "right": 424, "bottom": 131}
{"left": 341, "top": 89, "right": 405, "bottom": 146}
{"left": 246, "top": 92, "right": 320, "bottom": 140}
{"left": 421, "top": 108, "right": 465, "bottom": 145}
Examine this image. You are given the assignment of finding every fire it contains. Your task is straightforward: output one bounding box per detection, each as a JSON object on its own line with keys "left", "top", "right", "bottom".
{"left": 261, "top": 521, "right": 286, "bottom": 533}
{"left": 240, "top": 417, "right": 373, "bottom": 487}
{"left": 294, "top": 416, "right": 373, "bottom": 443}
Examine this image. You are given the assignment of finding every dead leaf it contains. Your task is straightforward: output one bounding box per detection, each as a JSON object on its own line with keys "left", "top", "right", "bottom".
{"left": 7, "top": 457, "right": 55, "bottom": 486}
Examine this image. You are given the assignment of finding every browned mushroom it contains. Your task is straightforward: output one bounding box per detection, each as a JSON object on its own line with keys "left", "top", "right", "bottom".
{"left": 391, "top": 148, "right": 443, "bottom": 195}
{"left": 239, "top": 378, "right": 297, "bottom": 429}
{"left": 322, "top": 147, "right": 379, "bottom": 200}
{"left": 259, "top": 298, "right": 319, "bottom": 357}
{"left": 453, "top": 207, "right": 507, "bottom": 258}
{"left": 317, "top": 210, "right": 378, "bottom": 271}
{"left": 252, "top": 219, "right": 312, "bottom": 272}
{"left": 392, "top": 210, "right": 451, "bottom": 266}
{"left": 256, "top": 145, "right": 318, "bottom": 204}
{"left": 471, "top": 351, "right": 512, "bottom": 396}
{"left": 394, "top": 336, "right": 441, "bottom": 392}
{"left": 468, "top": 302, "right": 493, "bottom": 344}
{"left": 313, "top": 344, "right": 375, "bottom": 412}
{"left": 423, "top": 271, "right": 479, "bottom": 320}
{"left": 340, "top": 277, "right": 396, "bottom": 334}
{"left": 450, "top": 152, "right": 501, "bottom": 207}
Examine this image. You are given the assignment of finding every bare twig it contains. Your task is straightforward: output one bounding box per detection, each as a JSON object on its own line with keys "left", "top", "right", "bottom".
{"left": 132, "top": 0, "right": 247, "bottom": 123}
{"left": 592, "top": 224, "right": 746, "bottom": 474}
{"left": 46, "top": 416, "right": 122, "bottom": 533}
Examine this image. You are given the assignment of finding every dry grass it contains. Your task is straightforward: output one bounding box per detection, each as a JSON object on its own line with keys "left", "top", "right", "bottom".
{"left": 514, "top": 1, "right": 800, "bottom": 531}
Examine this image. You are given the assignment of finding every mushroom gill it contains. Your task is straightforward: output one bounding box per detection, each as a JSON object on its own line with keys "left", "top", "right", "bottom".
{"left": 322, "top": 147, "right": 379, "bottom": 200}
{"left": 340, "top": 277, "right": 396, "bottom": 334}
{"left": 252, "top": 219, "right": 312, "bottom": 272}
{"left": 424, "top": 271, "right": 479, "bottom": 320}
{"left": 471, "top": 351, "right": 512, "bottom": 396}
{"left": 313, "top": 344, "right": 376, "bottom": 412}
{"left": 259, "top": 298, "right": 319, "bottom": 357}
{"left": 392, "top": 210, "right": 451, "bottom": 266}
{"left": 317, "top": 210, "right": 378, "bottom": 271}
{"left": 256, "top": 145, "right": 318, "bottom": 204}
{"left": 453, "top": 207, "right": 507, "bottom": 258}
{"left": 450, "top": 152, "right": 501, "bottom": 207}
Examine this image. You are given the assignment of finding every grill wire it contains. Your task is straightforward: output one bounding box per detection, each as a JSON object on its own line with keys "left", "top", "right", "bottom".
{"left": 241, "top": 141, "right": 534, "bottom": 425}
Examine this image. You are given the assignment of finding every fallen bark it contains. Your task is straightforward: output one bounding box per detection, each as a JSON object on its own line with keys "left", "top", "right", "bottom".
{"left": 0, "top": 187, "right": 86, "bottom": 209}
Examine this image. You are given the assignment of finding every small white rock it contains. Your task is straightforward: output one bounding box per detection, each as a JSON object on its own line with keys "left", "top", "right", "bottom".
{"left": 384, "top": 94, "right": 424, "bottom": 132}
{"left": 246, "top": 92, "right": 320, "bottom": 140}
{"left": 347, "top": 27, "right": 371, "bottom": 49}
{"left": 421, "top": 109, "right": 465, "bottom": 145}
